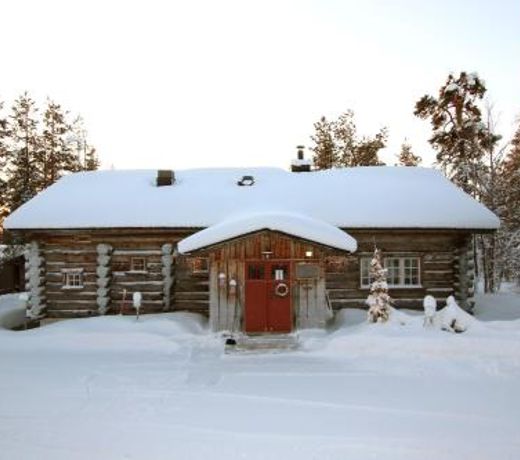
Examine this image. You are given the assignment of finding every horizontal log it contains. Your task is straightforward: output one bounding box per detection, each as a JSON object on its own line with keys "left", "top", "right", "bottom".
{"left": 112, "top": 273, "right": 163, "bottom": 282}
{"left": 175, "top": 281, "right": 209, "bottom": 292}
{"left": 174, "top": 292, "right": 209, "bottom": 301}
{"left": 48, "top": 300, "right": 96, "bottom": 308}
{"left": 46, "top": 292, "right": 98, "bottom": 302}
{"left": 112, "top": 249, "right": 162, "bottom": 255}
{"left": 47, "top": 309, "right": 97, "bottom": 318}
{"left": 44, "top": 248, "right": 96, "bottom": 255}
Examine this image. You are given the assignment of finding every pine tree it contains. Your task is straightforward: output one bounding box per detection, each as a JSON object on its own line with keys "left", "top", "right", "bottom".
{"left": 351, "top": 128, "right": 387, "bottom": 166}
{"left": 498, "top": 122, "right": 520, "bottom": 284}
{"left": 41, "top": 99, "right": 81, "bottom": 189}
{"left": 6, "top": 93, "right": 42, "bottom": 211}
{"left": 366, "top": 248, "right": 391, "bottom": 323}
{"left": 397, "top": 140, "right": 422, "bottom": 166}
{"left": 414, "top": 71, "right": 500, "bottom": 196}
{"left": 332, "top": 110, "right": 357, "bottom": 167}
{"left": 83, "top": 146, "right": 100, "bottom": 171}
{"left": 502, "top": 124, "right": 520, "bottom": 229}
{"left": 310, "top": 116, "right": 338, "bottom": 169}
{"left": 0, "top": 94, "right": 99, "bottom": 217}
{"left": 0, "top": 100, "right": 10, "bottom": 208}
{"left": 70, "top": 116, "right": 99, "bottom": 171}
{"left": 310, "top": 110, "right": 387, "bottom": 169}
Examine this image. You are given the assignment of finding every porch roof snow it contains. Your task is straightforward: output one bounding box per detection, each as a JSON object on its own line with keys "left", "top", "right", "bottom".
{"left": 4, "top": 166, "right": 500, "bottom": 231}
{"left": 177, "top": 212, "right": 358, "bottom": 254}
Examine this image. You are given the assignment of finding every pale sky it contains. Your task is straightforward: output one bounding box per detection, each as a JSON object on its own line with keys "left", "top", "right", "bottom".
{"left": 1, "top": 0, "right": 519, "bottom": 170}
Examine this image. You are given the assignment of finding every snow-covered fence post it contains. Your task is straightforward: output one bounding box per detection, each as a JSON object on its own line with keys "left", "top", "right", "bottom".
{"left": 453, "top": 237, "right": 475, "bottom": 312}
{"left": 366, "top": 248, "right": 391, "bottom": 323}
{"left": 161, "top": 243, "right": 174, "bottom": 312}
{"left": 423, "top": 295, "right": 437, "bottom": 328}
{"left": 96, "top": 244, "right": 112, "bottom": 315}
{"left": 133, "top": 291, "right": 142, "bottom": 321}
{"left": 24, "top": 241, "right": 46, "bottom": 320}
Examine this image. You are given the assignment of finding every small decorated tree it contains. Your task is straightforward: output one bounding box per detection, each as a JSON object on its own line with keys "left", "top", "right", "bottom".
{"left": 366, "top": 248, "right": 392, "bottom": 323}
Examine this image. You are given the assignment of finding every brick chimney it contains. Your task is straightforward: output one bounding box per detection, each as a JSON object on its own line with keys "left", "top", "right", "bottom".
{"left": 156, "top": 170, "right": 175, "bottom": 186}
{"left": 291, "top": 145, "right": 312, "bottom": 172}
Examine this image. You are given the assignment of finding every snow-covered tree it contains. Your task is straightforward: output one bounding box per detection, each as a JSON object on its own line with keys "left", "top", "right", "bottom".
{"left": 414, "top": 72, "right": 500, "bottom": 196}
{"left": 396, "top": 140, "right": 421, "bottom": 166}
{"left": 366, "top": 248, "right": 391, "bottom": 323}
{"left": 310, "top": 110, "right": 387, "bottom": 169}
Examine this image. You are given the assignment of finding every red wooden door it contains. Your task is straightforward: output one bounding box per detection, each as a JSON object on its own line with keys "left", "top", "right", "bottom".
{"left": 245, "top": 261, "right": 292, "bottom": 333}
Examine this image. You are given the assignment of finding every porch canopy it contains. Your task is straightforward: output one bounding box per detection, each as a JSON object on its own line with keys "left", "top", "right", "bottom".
{"left": 178, "top": 211, "right": 357, "bottom": 254}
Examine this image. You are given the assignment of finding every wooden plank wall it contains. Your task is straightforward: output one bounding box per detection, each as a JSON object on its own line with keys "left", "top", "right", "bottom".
{"left": 202, "top": 231, "right": 332, "bottom": 331}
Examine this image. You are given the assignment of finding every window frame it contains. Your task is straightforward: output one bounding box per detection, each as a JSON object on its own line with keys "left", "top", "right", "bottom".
{"left": 129, "top": 257, "right": 147, "bottom": 273}
{"left": 61, "top": 268, "right": 84, "bottom": 290}
{"left": 360, "top": 255, "right": 421, "bottom": 289}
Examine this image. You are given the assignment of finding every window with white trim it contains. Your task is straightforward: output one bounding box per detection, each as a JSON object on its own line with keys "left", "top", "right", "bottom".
{"left": 62, "top": 268, "right": 84, "bottom": 289}
{"left": 360, "top": 256, "right": 420, "bottom": 288}
{"left": 130, "top": 257, "right": 147, "bottom": 272}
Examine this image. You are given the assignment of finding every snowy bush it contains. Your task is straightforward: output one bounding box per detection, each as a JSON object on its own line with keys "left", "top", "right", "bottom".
{"left": 435, "top": 296, "right": 473, "bottom": 333}
{"left": 366, "top": 248, "right": 391, "bottom": 323}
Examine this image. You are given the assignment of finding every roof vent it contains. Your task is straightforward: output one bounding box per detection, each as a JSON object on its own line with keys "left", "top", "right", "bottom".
{"left": 291, "top": 145, "right": 312, "bottom": 172}
{"left": 157, "top": 170, "right": 175, "bottom": 186}
{"left": 237, "top": 175, "right": 255, "bottom": 186}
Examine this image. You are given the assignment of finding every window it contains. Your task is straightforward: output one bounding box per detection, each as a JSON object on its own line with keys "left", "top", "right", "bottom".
{"left": 247, "top": 264, "right": 265, "bottom": 280}
{"left": 360, "top": 256, "right": 420, "bottom": 288}
{"left": 187, "top": 257, "right": 208, "bottom": 273}
{"left": 62, "top": 268, "right": 84, "bottom": 289}
{"left": 130, "top": 257, "right": 147, "bottom": 272}
{"left": 271, "top": 264, "right": 289, "bottom": 281}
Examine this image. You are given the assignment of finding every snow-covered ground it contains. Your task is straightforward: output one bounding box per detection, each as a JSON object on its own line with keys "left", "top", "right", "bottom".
{"left": 0, "top": 291, "right": 519, "bottom": 460}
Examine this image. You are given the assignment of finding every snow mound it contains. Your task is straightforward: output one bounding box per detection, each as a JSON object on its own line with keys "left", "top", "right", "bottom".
{"left": 434, "top": 296, "right": 476, "bottom": 333}
{"left": 0, "top": 294, "right": 26, "bottom": 329}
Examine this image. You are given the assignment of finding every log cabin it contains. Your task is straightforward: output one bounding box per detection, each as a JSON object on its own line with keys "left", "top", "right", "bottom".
{"left": 4, "top": 155, "right": 499, "bottom": 333}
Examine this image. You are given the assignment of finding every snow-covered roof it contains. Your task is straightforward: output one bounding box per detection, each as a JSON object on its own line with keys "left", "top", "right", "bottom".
{"left": 178, "top": 212, "right": 357, "bottom": 254}
{"left": 4, "top": 166, "right": 500, "bottom": 231}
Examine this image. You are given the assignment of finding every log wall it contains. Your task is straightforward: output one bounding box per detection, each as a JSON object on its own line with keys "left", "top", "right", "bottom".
{"left": 20, "top": 228, "right": 475, "bottom": 319}
{"left": 25, "top": 229, "right": 193, "bottom": 318}
{"left": 327, "top": 230, "right": 470, "bottom": 310}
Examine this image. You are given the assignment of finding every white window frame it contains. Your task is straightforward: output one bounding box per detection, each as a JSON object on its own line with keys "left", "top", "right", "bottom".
{"left": 130, "top": 257, "right": 147, "bottom": 273}
{"left": 62, "top": 268, "right": 84, "bottom": 289}
{"left": 360, "top": 256, "right": 421, "bottom": 289}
